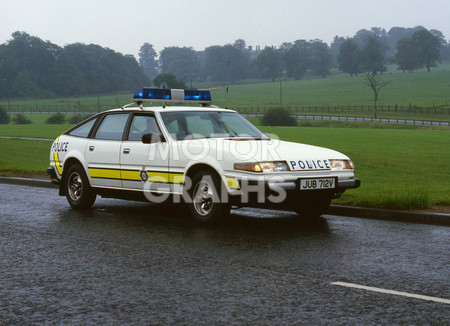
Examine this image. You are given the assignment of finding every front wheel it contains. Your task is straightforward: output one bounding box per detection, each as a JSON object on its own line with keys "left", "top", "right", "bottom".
{"left": 187, "top": 171, "right": 231, "bottom": 224}
{"left": 64, "top": 164, "right": 96, "bottom": 209}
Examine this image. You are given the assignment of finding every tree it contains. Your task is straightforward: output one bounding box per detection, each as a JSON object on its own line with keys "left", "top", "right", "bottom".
{"left": 363, "top": 73, "right": 391, "bottom": 118}
{"left": 153, "top": 73, "right": 186, "bottom": 89}
{"left": 395, "top": 29, "right": 441, "bottom": 72}
{"left": 361, "top": 35, "right": 385, "bottom": 74}
{"left": 253, "top": 47, "right": 282, "bottom": 81}
{"left": 330, "top": 36, "right": 346, "bottom": 66}
{"left": 0, "top": 31, "right": 63, "bottom": 97}
{"left": 431, "top": 29, "right": 450, "bottom": 61}
{"left": 396, "top": 37, "right": 419, "bottom": 72}
{"left": 203, "top": 44, "right": 250, "bottom": 83}
{"left": 386, "top": 26, "right": 424, "bottom": 51}
{"left": 440, "top": 41, "right": 450, "bottom": 61}
{"left": 430, "top": 29, "right": 447, "bottom": 48}
{"left": 0, "top": 31, "right": 150, "bottom": 98}
{"left": 309, "top": 39, "right": 332, "bottom": 78}
{"left": 353, "top": 27, "right": 388, "bottom": 50}
{"left": 353, "top": 29, "right": 375, "bottom": 49}
{"left": 160, "top": 47, "right": 199, "bottom": 82}
{"left": 338, "top": 38, "right": 362, "bottom": 76}
{"left": 139, "top": 43, "right": 158, "bottom": 80}
{"left": 412, "top": 29, "right": 441, "bottom": 72}
{"left": 64, "top": 43, "right": 149, "bottom": 94}
{"left": 233, "top": 39, "right": 246, "bottom": 51}
{"left": 283, "top": 40, "right": 309, "bottom": 80}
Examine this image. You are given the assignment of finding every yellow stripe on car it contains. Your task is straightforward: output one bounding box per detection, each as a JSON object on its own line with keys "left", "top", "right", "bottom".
{"left": 147, "top": 171, "right": 169, "bottom": 183}
{"left": 89, "top": 168, "right": 122, "bottom": 180}
{"left": 120, "top": 170, "right": 141, "bottom": 181}
{"left": 53, "top": 152, "right": 63, "bottom": 175}
{"left": 88, "top": 168, "right": 184, "bottom": 184}
{"left": 169, "top": 173, "right": 184, "bottom": 184}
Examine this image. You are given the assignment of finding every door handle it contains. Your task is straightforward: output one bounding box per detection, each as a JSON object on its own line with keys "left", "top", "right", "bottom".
{"left": 89, "top": 146, "right": 94, "bottom": 151}
{"left": 123, "top": 148, "right": 130, "bottom": 154}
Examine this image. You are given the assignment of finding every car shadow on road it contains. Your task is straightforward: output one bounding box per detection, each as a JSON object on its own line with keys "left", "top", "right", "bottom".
{"left": 57, "top": 199, "right": 331, "bottom": 236}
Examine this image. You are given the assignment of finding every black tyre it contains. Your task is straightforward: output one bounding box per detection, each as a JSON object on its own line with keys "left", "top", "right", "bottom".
{"left": 187, "top": 171, "right": 231, "bottom": 224}
{"left": 64, "top": 164, "right": 96, "bottom": 209}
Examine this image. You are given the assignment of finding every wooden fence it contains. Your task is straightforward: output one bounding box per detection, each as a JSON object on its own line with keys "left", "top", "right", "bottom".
{"left": 3, "top": 103, "right": 450, "bottom": 115}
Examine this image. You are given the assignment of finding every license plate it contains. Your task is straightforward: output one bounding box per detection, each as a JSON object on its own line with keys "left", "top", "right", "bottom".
{"left": 299, "top": 178, "right": 336, "bottom": 190}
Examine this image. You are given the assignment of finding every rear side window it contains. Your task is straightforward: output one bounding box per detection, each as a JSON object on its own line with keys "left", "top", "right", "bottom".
{"left": 69, "top": 118, "right": 97, "bottom": 138}
{"left": 94, "top": 114, "right": 129, "bottom": 140}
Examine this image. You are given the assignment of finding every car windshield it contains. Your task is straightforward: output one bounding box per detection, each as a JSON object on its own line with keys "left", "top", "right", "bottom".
{"left": 160, "top": 111, "right": 269, "bottom": 140}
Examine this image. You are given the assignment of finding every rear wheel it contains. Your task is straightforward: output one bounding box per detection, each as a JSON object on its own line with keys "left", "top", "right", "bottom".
{"left": 187, "top": 171, "right": 231, "bottom": 224}
{"left": 64, "top": 164, "right": 96, "bottom": 209}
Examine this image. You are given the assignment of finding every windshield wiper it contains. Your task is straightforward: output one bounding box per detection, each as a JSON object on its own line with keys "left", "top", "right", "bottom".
{"left": 221, "top": 136, "right": 270, "bottom": 141}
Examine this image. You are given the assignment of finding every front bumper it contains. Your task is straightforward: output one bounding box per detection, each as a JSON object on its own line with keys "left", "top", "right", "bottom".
{"left": 336, "top": 178, "right": 361, "bottom": 190}
{"left": 228, "top": 177, "right": 360, "bottom": 209}
{"left": 228, "top": 177, "right": 361, "bottom": 206}
{"left": 47, "top": 167, "right": 60, "bottom": 185}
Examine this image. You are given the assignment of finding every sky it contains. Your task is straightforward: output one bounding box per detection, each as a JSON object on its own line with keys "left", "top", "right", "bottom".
{"left": 1, "top": 0, "right": 449, "bottom": 58}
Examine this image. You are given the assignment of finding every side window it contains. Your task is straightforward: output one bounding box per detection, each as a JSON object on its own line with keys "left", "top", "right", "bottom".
{"left": 94, "top": 114, "right": 129, "bottom": 141}
{"left": 69, "top": 118, "right": 97, "bottom": 138}
{"left": 128, "top": 115, "right": 160, "bottom": 141}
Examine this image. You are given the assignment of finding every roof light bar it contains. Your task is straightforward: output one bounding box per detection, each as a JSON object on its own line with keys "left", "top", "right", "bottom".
{"left": 133, "top": 88, "right": 212, "bottom": 104}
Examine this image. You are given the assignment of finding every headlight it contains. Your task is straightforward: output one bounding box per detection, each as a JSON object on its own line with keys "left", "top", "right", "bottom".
{"left": 234, "top": 161, "right": 289, "bottom": 173}
{"left": 330, "top": 159, "right": 355, "bottom": 171}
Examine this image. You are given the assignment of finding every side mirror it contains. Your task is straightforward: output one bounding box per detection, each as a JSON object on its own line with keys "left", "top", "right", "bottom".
{"left": 142, "top": 133, "right": 165, "bottom": 144}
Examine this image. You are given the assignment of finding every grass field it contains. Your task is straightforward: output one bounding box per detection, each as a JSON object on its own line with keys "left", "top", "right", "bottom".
{"left": 0, "top": 139, "right": 51, "bottom": 174}
{"left": 0, "top": 114, "right": 449, "bottom": 209}
{"left": 1, "top": 63, "right": 449, "bottom": 114}
{"left": 0, "top": 113, "right": 72, "bottom": 138}
{"left": 212, "top": 68, "right": 450, "bottom": 109}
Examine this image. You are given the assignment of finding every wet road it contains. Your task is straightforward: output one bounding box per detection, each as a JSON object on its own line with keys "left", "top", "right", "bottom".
{"left": 1, "top": 184, "right": 449, "bottom": 325}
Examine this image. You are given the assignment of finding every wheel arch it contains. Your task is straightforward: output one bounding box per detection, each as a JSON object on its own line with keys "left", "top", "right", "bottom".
{"left": 185, "top": 163, "right": 222, "bottom": 184}
{"left": 59, "top": 157, "right": 89, "bottom": 196}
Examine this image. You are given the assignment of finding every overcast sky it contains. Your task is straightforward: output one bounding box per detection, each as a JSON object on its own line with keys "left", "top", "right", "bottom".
{"left": 1, "top": 0, "right": 449, "bottom": 58}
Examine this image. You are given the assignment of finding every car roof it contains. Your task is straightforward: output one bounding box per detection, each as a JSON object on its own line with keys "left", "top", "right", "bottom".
{"left": 103, "top": 106, "right": 237, "bottom": 114}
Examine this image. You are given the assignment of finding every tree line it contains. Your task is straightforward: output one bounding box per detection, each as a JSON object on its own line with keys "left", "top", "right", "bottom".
{"left": 142, "top": 26, "right": 449, "bottom": 87}
{"left": 0, "top": 26, "right": 449, "bottom": 99}
{"left": 0, "top": 32, "right": 149, "bottom": 99}
{"left": 337, "top": 27, "right": 444, "bottom": 75}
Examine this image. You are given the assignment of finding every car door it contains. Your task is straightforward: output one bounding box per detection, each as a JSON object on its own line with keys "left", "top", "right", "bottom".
{"left": 85, "top": 113, "right": 130, "bottom": 188}
{"left": 120, "top": 113, "right": 171, "bottom": 193}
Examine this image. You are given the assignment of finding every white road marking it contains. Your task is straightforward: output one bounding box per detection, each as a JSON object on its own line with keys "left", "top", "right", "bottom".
{"left": 331, "top": 281, "right": 450, "bottom": 305}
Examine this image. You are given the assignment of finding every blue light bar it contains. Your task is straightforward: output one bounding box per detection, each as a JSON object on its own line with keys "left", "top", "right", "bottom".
{"left": 184, "top": 90, "right": 212, "bottom": 102}
{"left": 133, "top": 88, "right": 212, "bottom": 104}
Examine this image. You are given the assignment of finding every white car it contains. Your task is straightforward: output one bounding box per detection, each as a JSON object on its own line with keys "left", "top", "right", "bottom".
{"left": 48, "top": 88, "right": 360, "bottom": 223}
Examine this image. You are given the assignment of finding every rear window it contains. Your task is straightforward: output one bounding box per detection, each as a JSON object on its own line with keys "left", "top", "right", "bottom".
{"left": 69, "top": 118, "right": 97, "bottom": 138}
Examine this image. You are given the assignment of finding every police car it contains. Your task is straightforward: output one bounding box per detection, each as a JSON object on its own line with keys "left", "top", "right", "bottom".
{"left": 48, "top": 88, "right": 360, "bottom": 223}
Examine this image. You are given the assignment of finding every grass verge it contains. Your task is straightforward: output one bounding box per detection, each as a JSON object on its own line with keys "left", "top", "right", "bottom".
{"left": 0, "top": 139, "right": 51, "bottom": 175}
